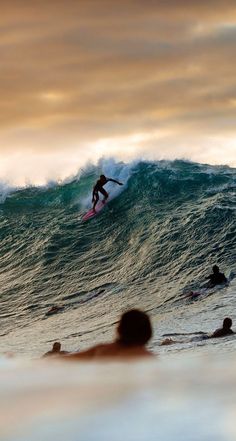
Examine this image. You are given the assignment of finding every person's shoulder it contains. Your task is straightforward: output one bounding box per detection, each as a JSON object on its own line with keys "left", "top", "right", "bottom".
{"left": 92, "top": 342, "right": 116, "bottom": 354}
{"left": 211, "top": 328, "right": 223, "bottom": 338}
{"left": 43, "top": 351, "right": 61, "bottom": 358}
{"left": 43, "top": 351, "right": 52, "bottom": 357}
{"left": 83, "top": 343, "right": 114, "bottom": 357}
{"left": 211, "top": 328, "right": 233, "bottom": 338}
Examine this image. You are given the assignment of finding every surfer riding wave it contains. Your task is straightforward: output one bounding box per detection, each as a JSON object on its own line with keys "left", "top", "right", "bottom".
{"left": 92, "top": 175, "right": 123, "bottom": 211}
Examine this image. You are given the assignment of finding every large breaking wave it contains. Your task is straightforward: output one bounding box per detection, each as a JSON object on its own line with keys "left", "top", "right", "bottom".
{"left": 0, "top": 159, "right": 235, "bottom": 354}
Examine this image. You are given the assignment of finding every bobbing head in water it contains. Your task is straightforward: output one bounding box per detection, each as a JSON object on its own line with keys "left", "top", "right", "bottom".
{"left": 117, "top": 309, "right": 153, "bottom": 346}
{"left": 222, "top": 317, "right": 232, "bottom": 330}
{"left": 213, "top": 265, "right": 220, "bottom": 274}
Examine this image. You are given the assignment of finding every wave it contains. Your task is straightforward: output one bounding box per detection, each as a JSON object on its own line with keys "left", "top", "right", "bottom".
{"left": 0, "top": 158, "right": 235, "bottom": 352}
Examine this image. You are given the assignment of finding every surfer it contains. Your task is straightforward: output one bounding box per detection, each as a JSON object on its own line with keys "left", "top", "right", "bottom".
{"left": 43, "top": 342, "right": 68, "bottom": 357}
{"left": 160, "top": 317, "right": 234, "bottom": 345}
{"left": 45, "top": 305, "right": 63, "bottom": 316}
{"left": 210, "top": 317, "right": 234, "bottom": 338}
{"left": 61, "top": 309, "right": 153, "bottom": 359}
{"left": 206, "top": 265, "right": 227, "bottom": 288}
{"left": 92, "top": 175, "right": 123, "bottom": 211}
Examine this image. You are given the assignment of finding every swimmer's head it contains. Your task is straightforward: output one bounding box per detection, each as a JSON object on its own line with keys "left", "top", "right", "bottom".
{"left": 100, "top": 175, "right": 106, "bottom": 183}
{"left": 223, "top": 317, "right": 232, "bottom": 330}
{"left": 117, "top": 309, "right": 152, "bottom": 346}
{"left": 213, "top": 265, "right": 219, "bottom": 273}
{"left": 52, "top": 342, "right": 61, "bottom": 352}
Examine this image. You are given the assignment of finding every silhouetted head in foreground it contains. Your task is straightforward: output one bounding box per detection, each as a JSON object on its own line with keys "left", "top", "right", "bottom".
{"left": 117, "top": 309, "right": 152, "bottom": 346}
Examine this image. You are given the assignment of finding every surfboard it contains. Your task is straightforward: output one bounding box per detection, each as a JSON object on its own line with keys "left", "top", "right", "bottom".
{"left": 182, "top": 290, "right": 202, "bottom": 300}
{"left": 82, "top": 200, "right": 106, "bottom": 221}
{"left": 185, "top": 290, "right": 202, "bottom": 299}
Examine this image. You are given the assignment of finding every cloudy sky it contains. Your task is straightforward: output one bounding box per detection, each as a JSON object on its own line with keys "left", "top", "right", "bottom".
{"left": 1, "top": 0, "right": 236, "bottom": 184}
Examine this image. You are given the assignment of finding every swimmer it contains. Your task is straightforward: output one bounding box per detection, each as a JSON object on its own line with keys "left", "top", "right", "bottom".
{"left": 160, "top": 317, "right": 234, "bottom": 345}
{"left": 160, "top": 338, "right": 176, "bottom": 346}
{"left": 210, "top": 317, "right": 234, "bottom": 338}
{"left": 92, "top": 175, "right": 123, "bottom": 211}
{"left": 43, "top": 342, "right": 68, "bottom": 357}
{"left": 206, "top": 265, "right": 227, "bottom": 288}
{"left": 62, "top": 309, "right": 153, "bottom": 359}
{"left": 45, "top": 306, "right": 63, "bottom": 316}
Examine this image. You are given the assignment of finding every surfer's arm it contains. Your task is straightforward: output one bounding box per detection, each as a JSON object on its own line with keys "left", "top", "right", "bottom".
{"left": 160, "top": 338, "right": 178, "bottom": 346}
{"left": 107, "top": 178, "right": 123, "bottom": 185}
{"left": 60, "top": 345, "right": 103, "bottom": 360}
{"left": 62, "top": 351, "right": 95, "bottom": 360}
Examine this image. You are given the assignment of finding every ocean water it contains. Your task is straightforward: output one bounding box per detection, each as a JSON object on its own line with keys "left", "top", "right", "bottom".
{"left": 0, "top": 158, "right": 235, "bottom": 357}
{"left": 0, "top": 158, "right": 236, "bottom": 441}
{"left": 1, "top": 353, "right": 236, "bottom": 441}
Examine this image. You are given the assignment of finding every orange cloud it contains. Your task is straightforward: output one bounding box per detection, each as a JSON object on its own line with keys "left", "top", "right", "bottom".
{"left": 0, "top": 0, "right": 235, "bottom": 182}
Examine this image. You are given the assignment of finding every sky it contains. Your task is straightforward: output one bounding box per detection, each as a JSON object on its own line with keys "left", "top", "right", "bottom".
{"left": 0, "top": 0, "right": 236, "bottom": 185}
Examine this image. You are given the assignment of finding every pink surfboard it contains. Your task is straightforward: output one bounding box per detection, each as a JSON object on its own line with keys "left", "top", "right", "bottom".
{"left": 82, "top": 201, "right": 106, "bottom": 221}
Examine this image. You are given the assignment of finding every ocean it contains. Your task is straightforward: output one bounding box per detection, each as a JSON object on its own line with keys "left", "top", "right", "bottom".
{"left": 0, "top": 158, "right": 236, "bottom": 441}
{"left": 0, "top": 158, "right": 235, "bottom": 356}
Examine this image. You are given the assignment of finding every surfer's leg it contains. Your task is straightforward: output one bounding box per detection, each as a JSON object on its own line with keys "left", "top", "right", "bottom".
{"left": 100, "top": 188, "right": 108, "bottom": 204}
{"left": 93, "top": 192, "right": 99, "bottom": 211}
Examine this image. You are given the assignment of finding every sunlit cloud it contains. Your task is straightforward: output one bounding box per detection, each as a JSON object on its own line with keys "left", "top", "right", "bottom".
{"left": 0, "top": 0, "right": 235, "bottom": 184}
{"left": 39, "top": 92, "right": 67, "bottom": 103}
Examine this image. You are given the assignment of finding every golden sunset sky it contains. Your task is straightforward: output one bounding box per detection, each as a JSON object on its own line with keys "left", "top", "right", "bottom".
{"left": 1, "top": 0, "right": 236, "bottom": 184}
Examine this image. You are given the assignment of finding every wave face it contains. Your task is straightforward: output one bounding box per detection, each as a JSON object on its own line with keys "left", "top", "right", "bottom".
{"left": 0, "top": 159, "right": 236, "bottom": 355}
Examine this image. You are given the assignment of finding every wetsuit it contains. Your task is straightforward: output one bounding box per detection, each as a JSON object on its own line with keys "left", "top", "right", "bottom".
{"left": 93, "top": 178, "right": 109, "bottom": 201}
{"left": 92, "top": 177, "right": 122, "bottom": 210}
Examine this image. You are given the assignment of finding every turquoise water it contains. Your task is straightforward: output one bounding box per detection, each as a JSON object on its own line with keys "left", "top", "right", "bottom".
{"left": 0, "top": 159, "right": 235, "bottom": 355}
